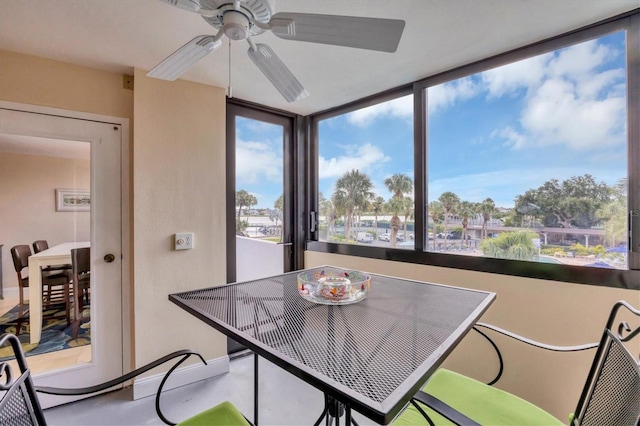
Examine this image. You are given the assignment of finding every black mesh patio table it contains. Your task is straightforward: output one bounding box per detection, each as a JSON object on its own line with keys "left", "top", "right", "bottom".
{"left": 169, "top": 266, "right": 495, "bottom": 425}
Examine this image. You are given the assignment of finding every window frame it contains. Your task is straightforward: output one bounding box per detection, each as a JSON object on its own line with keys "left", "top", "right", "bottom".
{"left": 306, "top": 10, "right": 640, "bottom": 290}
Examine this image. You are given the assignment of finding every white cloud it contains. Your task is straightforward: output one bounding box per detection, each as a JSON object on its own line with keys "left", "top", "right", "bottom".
{"left": 523, "top": 78, "right": 625, "bottom": 149}
{"left": 346, "top": 95, "right": 413, "bottom": 126}
{"left": 319, "top": 143, "right": 390, "bottom": 179}
{"left": 548, "top": 39, "right": 614, "bottom": 79}
{"left": 236, "top": 139, "right": 281, "bottom": 184}
{"left": 429, "top": 76, "right": 481, "bottom": 113}
{"left": 481, "top": 53, "right": 550, "bottom": 98}
{"left": 489, "top": 38, "right": 626, "bottom": 151}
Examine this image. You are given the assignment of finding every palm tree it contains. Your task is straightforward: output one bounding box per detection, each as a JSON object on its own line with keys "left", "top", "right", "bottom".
{"left": 402, "top": 197, "right": 414, "bottom": 241}
{"left": 333, "top": 169, "right": 374, "bottom": 241}
{"left": 384, "top": 173, "right": 413, "bottom": 247}
{"left": 236, "top": 189, "right": 257, "bottom": 224}
{"left": 438, "top": 192, "right": 460, "bottom": 244}
{"left": 479, "top": 198, "right": 496, "bottom": 240}
{"left": 480, "top": 230, "right": 537, "bottom": 261}
{"left": 372, "top": 196, "right": 385, "bottom": 237}
{"left": 386, "top": 197, "right": 405, "bottom": 247}
{"left": 428, "top": 200, "right": 444, "bottom": 250}
{"left": 458, "top": 201, "right": 477, "bottom": 247}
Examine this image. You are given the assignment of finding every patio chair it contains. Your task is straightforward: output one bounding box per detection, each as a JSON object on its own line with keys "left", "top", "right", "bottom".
{"left": 0, "top": 333, "right": 251, "bottom": 426}
{"left": 393, "top": 300, "right": 640, "bottom": 425}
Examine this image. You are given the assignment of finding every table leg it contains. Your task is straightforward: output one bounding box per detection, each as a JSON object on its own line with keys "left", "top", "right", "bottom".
{"left": 28, "top": 260, "right": 43, "bottom": 344}
{"left": 254, "top": 352, "right": 259, "bottom": 426}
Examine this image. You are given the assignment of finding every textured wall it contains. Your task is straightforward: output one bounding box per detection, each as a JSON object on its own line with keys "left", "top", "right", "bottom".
{"left": 133, "top": 69, "right": 228, "bottom": 366}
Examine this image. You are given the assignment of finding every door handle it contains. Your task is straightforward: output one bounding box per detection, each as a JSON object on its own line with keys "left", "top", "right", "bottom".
{"left": 277, "top": 242, "right": 293, "bottom": 246}
{"left": 104, "top": 253, "right": 116, "bottom": 263}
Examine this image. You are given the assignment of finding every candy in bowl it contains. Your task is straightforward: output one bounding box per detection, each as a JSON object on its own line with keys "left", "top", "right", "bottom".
{"left": 297, "top": 268, "right": 371, "bottom": 305}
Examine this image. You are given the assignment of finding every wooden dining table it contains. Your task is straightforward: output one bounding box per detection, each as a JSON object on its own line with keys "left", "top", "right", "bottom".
{"left": 28, "top": 241, "right": 90, "bottom": 344}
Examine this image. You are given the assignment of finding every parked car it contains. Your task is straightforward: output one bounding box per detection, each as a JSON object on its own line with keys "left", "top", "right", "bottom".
{"left": 378, "top": 233, "right": 391, "bottom": 242}
{"left": 356, "top": 232, "right": 374, "bottom": 243}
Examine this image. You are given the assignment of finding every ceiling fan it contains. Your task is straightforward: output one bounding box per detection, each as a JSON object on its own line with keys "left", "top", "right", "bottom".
{"left": 148, "top": 0, "right": 405, "bottom": 102}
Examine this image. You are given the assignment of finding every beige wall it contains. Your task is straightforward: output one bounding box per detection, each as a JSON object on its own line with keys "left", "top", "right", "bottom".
{"left": 1, "top": 50, "right": 229, "bottom": 370}
{"left": 305, "top": 252, "right": 640, "bottom": 421}
{"left": 132, "top": 69, "right": 228, "bottom": 364}
{"left": 0, "top": 152, "right": 90, "bottom": 289}
{"left": 0, "top": 49, "right": 133, "bottom": 120}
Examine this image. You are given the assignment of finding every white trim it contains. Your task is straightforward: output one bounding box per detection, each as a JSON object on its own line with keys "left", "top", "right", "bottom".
{"left": 132, "top": 355, "right": 230, "bottom": 400}
{"left": 0, "top": 100, "right": 131, "bottom": 403}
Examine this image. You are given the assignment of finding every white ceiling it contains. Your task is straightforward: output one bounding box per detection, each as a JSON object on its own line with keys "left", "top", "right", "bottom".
{"left": 0, "top": 0, "right": 638, "bottom": 117}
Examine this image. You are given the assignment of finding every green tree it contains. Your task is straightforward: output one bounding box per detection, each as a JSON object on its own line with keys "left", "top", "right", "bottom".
{"left": 235, "top": 190, "right": 257, "bottom": 232}
{"left": 514, "top": 174, "right": 610, "bottom": 229}
{"left": 270, "top": 194, "right": 283, "bottom": 228}
{"left": 402, "top": 197, "right": 414, "bottom": 241}
{"left": 479, "top": 198, "right": 496, "bottom": 239}
{"left": 458, "top": 201, "right": 477, "bottom": 247}
{"left": 480, "top": 230, "right": 537, "bottom": 261}
{"left": 428, "top": 200, "right": 444, "bottom": 250}
{"left": 333, "top": 169, "right": 374, "bottom": 241}
{"left": 597, "top": 178, "right": 627, "bottom": 247}
{"left": 386, "top": 197, "right": 405, "bottom": 247}
{"left": 384, "top": 173, "right": 413, "bottom": 247}
{"left": 438, "top": 192, "right": 460, "bottom": 243}
{"left": 371, "top": 196, "right": 385, "bottom": 236}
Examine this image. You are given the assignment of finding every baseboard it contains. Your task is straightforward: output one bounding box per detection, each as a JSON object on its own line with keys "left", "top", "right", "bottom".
{"left": 2, "top": 287, "right": 19, "bottom": 300}
{"left": 132, "top": 354, "right": 230, "bottom": 400}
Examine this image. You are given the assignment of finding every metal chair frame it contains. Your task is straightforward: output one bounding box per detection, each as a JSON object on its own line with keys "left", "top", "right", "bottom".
{"left": 0, "top": 333, "right": 220, "bottom": 426}
{"left": 410, "top": 300, "right": 640, "bottom": 426}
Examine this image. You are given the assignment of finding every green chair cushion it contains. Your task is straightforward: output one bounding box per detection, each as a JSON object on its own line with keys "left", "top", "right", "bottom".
{"left": 393, "top": 369, "right": 565, "bottom": 425}
{"left": 178, "top": 401, "right": 250, "bottom": 426}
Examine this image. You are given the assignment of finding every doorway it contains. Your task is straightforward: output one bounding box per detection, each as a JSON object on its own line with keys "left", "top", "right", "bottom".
{"left": 0, "top": 102, "right": 129, "bottom": 407}
{"left": 226, "top": 101, "right": 298, "bottom": 355}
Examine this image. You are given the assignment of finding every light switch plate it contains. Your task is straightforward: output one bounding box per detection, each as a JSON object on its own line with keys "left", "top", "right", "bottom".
{"left": 175, "top": 232, "right": 194, "bottom": 250}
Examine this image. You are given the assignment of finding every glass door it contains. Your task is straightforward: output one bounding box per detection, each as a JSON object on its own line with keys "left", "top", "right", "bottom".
{"left": 226, "top": 101, "right": 296, "bottom": 354}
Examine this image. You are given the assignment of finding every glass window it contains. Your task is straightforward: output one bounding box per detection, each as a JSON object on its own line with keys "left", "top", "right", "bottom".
{"left": 317, "top": 95, "right": 414, "bottom": 249}
{"left": 426, "top": 31, "right": 629, "bottom": 269}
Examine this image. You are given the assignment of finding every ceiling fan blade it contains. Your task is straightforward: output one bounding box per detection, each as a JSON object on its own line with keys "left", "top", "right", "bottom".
{"left": 157, "top": 0, "right": 201, "bottom": 13}
{"left": 247, "top": 43, "right": 309, "bottom": 103}
{"left": 147, "top": 35, "right": 222, "bottom": 81}
{"left": 157, "top": 0, "right": 218, "bottom": 17}
{"left": 269, "top": 13, "right": 405, "bottom": 53}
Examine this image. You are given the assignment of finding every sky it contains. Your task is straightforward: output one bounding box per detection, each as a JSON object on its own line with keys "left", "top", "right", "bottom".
{"left": 236, "top": 31, "right": 627, "bottom": 210}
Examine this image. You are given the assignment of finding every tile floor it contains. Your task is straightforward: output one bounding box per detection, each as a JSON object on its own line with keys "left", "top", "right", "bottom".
{"left": 44, "top": 353, "right": 380, "bottom": 426}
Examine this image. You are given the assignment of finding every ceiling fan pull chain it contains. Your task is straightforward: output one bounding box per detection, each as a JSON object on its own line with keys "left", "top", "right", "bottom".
{"left": 228, "top": 38, "right": 232, "bottom": 98}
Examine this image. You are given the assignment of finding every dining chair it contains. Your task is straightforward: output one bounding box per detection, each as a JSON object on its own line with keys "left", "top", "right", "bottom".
{"left": 70, "top": 247, "right": 91, "bottom": 340}
{"left": 0, "top": 333, "right": 251, "bottom": 426}
{"left": 32, "top": 240, "right": 72, "bottom": 273}
{"left": 392, "top": 300, "right": 640, "bottom": 425}
{"left": 9, "top": 245, "right": 73, "bottom": 336}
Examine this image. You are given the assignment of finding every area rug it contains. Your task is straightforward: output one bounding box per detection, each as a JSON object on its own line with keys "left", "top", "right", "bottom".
{"left": 0, "top": 303, "right": 90, "bottom": 360}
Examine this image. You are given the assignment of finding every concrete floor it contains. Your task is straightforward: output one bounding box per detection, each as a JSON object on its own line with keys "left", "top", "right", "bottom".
{"left": 44, "top": 353, "right": 380, "bottom": 426}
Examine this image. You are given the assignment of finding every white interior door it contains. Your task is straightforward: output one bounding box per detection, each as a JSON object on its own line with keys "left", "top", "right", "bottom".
{"left": 0, "top": 102, "right": 127, "bottom": 407}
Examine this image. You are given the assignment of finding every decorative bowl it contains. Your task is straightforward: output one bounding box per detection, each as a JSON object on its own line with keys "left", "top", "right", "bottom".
{"left": 297, "top": 268, "right": 371, "bottom": 305}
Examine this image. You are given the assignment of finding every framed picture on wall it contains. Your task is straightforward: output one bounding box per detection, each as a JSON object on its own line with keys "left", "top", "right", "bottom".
{"left": 55, "top": 188, "right": 90, "bottom": 212}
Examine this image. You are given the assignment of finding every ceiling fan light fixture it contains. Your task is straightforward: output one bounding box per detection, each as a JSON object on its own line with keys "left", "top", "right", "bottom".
{"left": 222, "top": 11, "right": 250, "bottom": 41}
